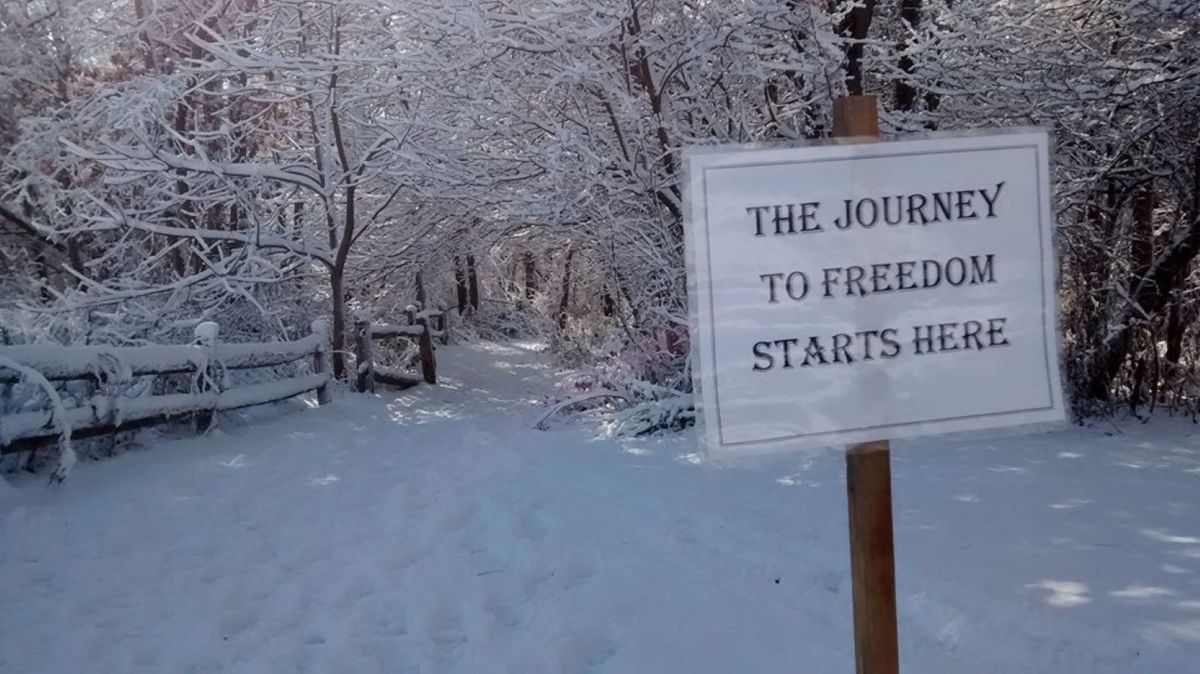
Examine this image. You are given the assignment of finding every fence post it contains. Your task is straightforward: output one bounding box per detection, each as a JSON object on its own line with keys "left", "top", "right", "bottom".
{"left": 354, "top": 310, "right": 375, "bottom": 394}
{"left": 405, "top": 304, "right": 417, "bottom": 326}
{"left": 436, "top": 304, "right": 450, "bottom": 345}
{"left": 416, "top": 316, "right": 437, "bottom": 385}
{"left": 194, "top": 321, "right": 220, "bottom": 432}
{"left": 311, "top": 319, "right": 332, "bottom": 405}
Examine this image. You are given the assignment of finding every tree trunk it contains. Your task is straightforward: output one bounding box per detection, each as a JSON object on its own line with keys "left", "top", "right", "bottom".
{"left": 895, "top": 0, "right": 921, "bottom": 112}
{"left": 1165, "top": 284, "right": 1186, "bottom": 366}
{"left": 837, "top": 0, "right": 878, "bottom": 96}
{"left": 132, "top": 0, "right": 157, "bottom": 71}
{"left": 467, "top": 255, "right": 480, "bottom": 310}
{"left": 1168, "top": 146, "right": 1200, "bottom": 367}
{"left": 415, "top": 270, "right": 427, "bottom": 306}
{"left": 524, "top": 251, "right": 537, "bottom": 301}
{"left": 454, "top": 256, "right": 469, "bottom": 313}
{"left": 1087, "top": 146, "right": 1200, "bottom": 400}
{"left": 292, "top": 202, "right": 304, "bottom": 239}
{"left": 1131, "top": 187, "right": 1155, "bottom": 281}
{"left": 1129, "top": 356, "right": 1147, "bottom": 414}
{"left": 330, "top": 266, "right": 348, "bottom": 379}
{"left": 558, "top": 249, "right": 575, "bottom": 330}
{"left": 621, "top": 2, "right": 682, "bottom": 224}
{"left": 921, "top": 0, "right": 951, "bottom": 126}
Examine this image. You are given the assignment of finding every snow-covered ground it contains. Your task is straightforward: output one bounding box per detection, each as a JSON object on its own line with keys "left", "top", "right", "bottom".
{"left": 4, "top": 341, "right": 1200, "bottom": 673}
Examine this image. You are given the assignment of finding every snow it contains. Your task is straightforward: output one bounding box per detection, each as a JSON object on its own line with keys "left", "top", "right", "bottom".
{"left": 64, "top": 140, "right": 328, "bottom": 196}
{"left": 372, "top": 365, "right": 423, "bottom": 388}
{"left": 0, "top": 355, "right": 75, "bottom": 481}
{"left": 216, "top": 334, "right": 321, "bottom": 369}
{"left": 1, "top": 334, "right": 327, "bottom": 447}
{"left": 2, "top": 373, "right": 329, "bottom": 446}
{"left": 193, "top": 322, "right": 220, "bottom": 346}
{"left": 0, "top": 344, "right": 204, "bottom": 383}
{"left": 372, "top": 323, "right": 425, "bottom": 338}
{"left": 111, "top": 392, "right": 219, "bottom": 425}
{"left": 216, "top": 374, "right": 330, "bottom": 411}
{"left": 0, "top": 405, "right": 95, "bottom": 447}
{"left": 4, "top": 342, "right": 1200, "bottom": 672}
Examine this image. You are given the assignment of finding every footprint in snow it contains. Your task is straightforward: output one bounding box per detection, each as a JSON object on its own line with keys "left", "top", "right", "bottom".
{"left": 423, "top": 604, "right": 467, "bottom": 661}
{"left": 439, "top": 500, "right": 479, "bottom": 533}
{"left": 556, "top": 632, "right": 619, "bottom": 672}
{"left": 482, "top": 592, "right": 521, "bottom": 630}
{"left": 559, "top": 556, "right": 596, "bottom": 591}
{"left": 520, "top": 565, "right": 555, "bottom": 600}
{"left": 513, "top": 508, "right": 548, "bottom": 542}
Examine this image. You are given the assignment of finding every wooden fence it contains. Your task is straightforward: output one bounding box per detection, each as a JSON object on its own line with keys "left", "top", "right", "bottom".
{"left": 0, "top": 304, "right": 451, "bottom": 455}
{"left": 354, "top": 304, "right": 448, "bottom": 393}
{"left": 0, "top": 320, "right": 333, "bottom": 454}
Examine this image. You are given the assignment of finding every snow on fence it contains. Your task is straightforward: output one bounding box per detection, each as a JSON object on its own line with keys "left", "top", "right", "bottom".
{"left": 353, "top": 304, "right": 448, "bottom": 393}
{"left": 0, "top": 320, "right": 333, "bottom": 455}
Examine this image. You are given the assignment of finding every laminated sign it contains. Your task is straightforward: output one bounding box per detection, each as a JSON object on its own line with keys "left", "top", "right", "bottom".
{"left": 684, "top": 131, "right": 1066, "bottom": 458}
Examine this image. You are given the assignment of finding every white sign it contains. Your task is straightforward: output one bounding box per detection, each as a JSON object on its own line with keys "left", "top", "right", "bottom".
{"left": 684, "top": 131, "right": 1065, "bottom": 458}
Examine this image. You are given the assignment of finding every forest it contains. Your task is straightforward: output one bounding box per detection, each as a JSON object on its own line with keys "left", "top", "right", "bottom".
{"left": 2, "top": 0, "right": 1198, "bottom": 440}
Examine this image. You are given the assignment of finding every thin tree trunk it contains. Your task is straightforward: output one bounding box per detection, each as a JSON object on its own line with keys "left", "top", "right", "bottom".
{"left": 1165, "top": 283, "right": 1186, "bottom": 366}
{"left": 415, "top": 270, "right": 427, "bottom": 306}
{"left": 330, "top": 266, "right": 347, "bottom": 379}
{"left": 326, "top": 14, "right": 355, "bottom": 381}
{"left": 621, "top": 1, "right": 682, "bottom": 223}
{"left": 524, "top": 251, "right": 537, "bottom": 301}
{"left": 558, "top": 249, "right": 575, "bottom": 330}
{"left": 895, "top": 0, "right": 921, "bottom": 112}
{"left": 836, "top": 0, "right": 878, "bottom": 96}
{"left": 602, "top": 290, "right": 616, "bottom": 317}
{"left": 132, "top": 0, "right": 157, "bottom": 71}
{"left": 467, "top": 255, "right": 480, "bottom": 310}
{"left": 454, "top": 256, "right": 469, "bottom": 313}
{"left": 922, "top": 0, "right": 951, "bottom": 126}
{"left": 1131, "top": 187, "right": 1155, "bottom": 281}
{"left": 292, "top": 202, "right": 304, "bottom": 239}
{"left": 328, "top": 182, "right": 355, "bottom": 380}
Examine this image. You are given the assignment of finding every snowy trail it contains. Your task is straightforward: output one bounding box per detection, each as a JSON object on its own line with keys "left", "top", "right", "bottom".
{"left": 4, "top": 342, "right": 1200, "bottom": 672}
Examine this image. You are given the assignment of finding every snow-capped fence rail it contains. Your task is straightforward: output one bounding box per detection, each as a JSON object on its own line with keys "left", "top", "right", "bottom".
{"left": 0, "top": 320, "right": 332, "bottom": 455}
{"left": 353, "top": 305, "right": 448, "bottom": 393}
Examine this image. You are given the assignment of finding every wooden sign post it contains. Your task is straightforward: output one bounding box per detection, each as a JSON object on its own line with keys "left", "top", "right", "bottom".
{"left": 833, "top": 95, "right": 899, "bottom": 674}
{"left": 684, "top": 90, "right": 1064, "bottom": 674}
{"left": 846, "top": 440, "right": 898, "bottom": 674}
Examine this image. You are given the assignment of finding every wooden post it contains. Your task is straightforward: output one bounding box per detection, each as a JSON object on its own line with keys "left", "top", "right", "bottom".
{"left": 193, "top": 321, "right": 219, "bottom": 432}
{"left": 846, "top": 439, "right": 898, "bottom": 674}
{"left": 404, "top": 304, "right": 417, "bottom": 326}
{"left": 436, "top": 305, "right": 450, "bottom": 345}
{"left": 353, "top": 310, "right": 375, "bottom": 394}
{"left": 833, "top": 96, "right": 881, "bottom": 139}
{"left": 834, "top": 94, "right": 898, "bottom": 674}
{"left": 311, "top": 319, "right": 332, "bottom": 405}
{"left": 416, "top": 317, "right": 437, "bottom": 385}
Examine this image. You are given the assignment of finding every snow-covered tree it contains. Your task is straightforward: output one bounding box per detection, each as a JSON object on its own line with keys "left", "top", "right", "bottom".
{"left": 3, "top": 0, "right": 1197, "bottom": 421}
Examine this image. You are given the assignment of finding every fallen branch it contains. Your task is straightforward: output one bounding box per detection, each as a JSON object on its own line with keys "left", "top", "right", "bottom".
{"left": 534, "top": 390, "right": 628, "bottom": 430}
